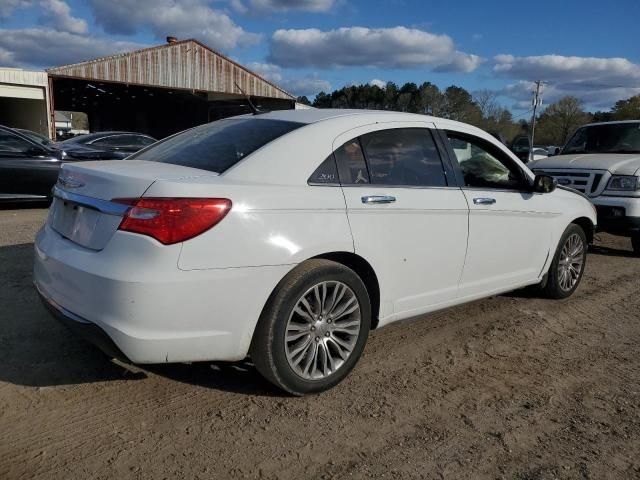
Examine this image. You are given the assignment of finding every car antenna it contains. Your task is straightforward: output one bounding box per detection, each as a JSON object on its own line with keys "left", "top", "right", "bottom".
{"left": 234, "top": 82, "right": 267, "bottom": 115}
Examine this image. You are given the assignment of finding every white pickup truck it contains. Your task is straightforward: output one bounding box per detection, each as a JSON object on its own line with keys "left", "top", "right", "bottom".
{"left": 531, "top": 120, "right": 640, "bottom": 255}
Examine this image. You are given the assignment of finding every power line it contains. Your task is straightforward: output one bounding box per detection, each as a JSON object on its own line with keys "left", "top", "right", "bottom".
{"left": 512, "top": 108, "right": 534, "bottom": 119}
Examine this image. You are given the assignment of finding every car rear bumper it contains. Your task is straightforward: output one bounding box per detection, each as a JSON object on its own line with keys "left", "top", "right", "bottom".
{"left": 592, "top": 196, "right": 640, "bottom": 236}
{"left": 37, "top": 284, "right": 131, "bottom": 362}
{"left": 34, "top": 223, "right": 294, "bottom": 364}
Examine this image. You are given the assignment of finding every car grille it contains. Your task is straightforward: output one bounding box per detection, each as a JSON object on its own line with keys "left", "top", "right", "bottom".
{"left": 532, "top": 169, "right": 609, "bottom": 197}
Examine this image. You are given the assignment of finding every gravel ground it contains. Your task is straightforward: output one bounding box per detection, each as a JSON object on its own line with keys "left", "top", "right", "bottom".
{"left": 1, "top": 207, "right": 639, "bottom": 480}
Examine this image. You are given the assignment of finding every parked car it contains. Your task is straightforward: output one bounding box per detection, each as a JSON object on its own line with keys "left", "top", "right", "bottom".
{"left": 0, "top": 125, "right": 65, "bottom": 202}
{"left": 510, "top": 135, "right": 550, "bottom": 162}
{"left": 531, "top": 147, "right": 549, "bottom": 161}
{"left": 531, "top": 120, "right": 640, "bottom": 255}
{"left": 54, "top": 131, "right": 157, "bottom": 160}
{"left": 34, "top": 110, "right": 596, "bottom": 394}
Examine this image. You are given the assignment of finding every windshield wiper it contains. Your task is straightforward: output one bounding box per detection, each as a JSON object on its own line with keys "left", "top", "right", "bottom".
{"left": 603, "top": 149, "right": 640, "bottom": 154}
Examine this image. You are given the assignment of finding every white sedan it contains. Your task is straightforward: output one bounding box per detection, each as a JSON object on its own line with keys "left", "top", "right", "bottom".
{"left": 34, "top": 109, "right": 596, "bottom": 395}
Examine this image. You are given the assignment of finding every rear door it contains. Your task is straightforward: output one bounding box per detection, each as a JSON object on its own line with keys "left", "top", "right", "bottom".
{"left": 336, "top": 123, "right": 469, "bottom": 323}
{"left": 441, "top": 127, "right": 559, "bottom": 298}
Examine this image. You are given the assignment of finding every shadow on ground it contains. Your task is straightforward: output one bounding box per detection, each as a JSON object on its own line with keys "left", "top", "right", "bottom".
{"left": 0, "top": 241, "right": 283, "bottom": 396}
{"left": 588, "top": 244, "right": 637, "bottom": 258}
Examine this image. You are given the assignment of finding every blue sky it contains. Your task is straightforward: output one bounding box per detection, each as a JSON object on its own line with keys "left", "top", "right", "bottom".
{"left": 1, "top": 0, "right": 639, "bottom": 112}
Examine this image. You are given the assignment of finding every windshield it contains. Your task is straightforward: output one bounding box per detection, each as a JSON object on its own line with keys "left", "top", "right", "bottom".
{"left": 129, "top": 118, "right": 304, "bottom": 173}
{"left": 562, "top": 123, "right": 640, "bottom": 154}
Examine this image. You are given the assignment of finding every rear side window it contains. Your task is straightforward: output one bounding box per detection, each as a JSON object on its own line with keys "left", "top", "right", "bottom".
{"left": 334, "top": 139, "right": 370, "bottom": 184}
{"left": 309, "top": 155, "right": 339, "bottom": 184}
{"left": 360, "top": 128, "right": 447, "bottom": 187}
{"left": 130, "top": 119, "right": 304, "bottom": 173}
{"left": 0, "top": 131, "right": 34, "bottom": 154}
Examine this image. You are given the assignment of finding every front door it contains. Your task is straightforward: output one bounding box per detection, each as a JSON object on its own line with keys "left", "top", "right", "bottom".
{"left": 442, "top": 128, "right": 559, "bottom": 298}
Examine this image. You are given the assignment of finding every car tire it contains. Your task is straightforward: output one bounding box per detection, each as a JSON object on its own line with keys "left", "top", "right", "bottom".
{"left": 542, "top": 223, "right": 588, "bottom": 299}
{"left": 251, "top": 259, "right": 371, "bottom": 395}
{"left": 631, "top": 233, "right": 640, "bottom": 257}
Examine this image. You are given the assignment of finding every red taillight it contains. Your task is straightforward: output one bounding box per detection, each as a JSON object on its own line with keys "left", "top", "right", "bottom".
{"left": 114, "top": 198, "right": 232, "bottom": 245}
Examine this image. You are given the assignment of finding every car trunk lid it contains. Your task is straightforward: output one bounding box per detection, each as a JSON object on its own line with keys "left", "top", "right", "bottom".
{"left": 49, "top": 160, "right": 217, "bottom": 250}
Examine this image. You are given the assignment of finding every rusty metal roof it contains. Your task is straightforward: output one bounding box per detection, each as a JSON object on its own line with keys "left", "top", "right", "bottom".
{"left": 46, "top": 39, "right": 294, "bottom": 100}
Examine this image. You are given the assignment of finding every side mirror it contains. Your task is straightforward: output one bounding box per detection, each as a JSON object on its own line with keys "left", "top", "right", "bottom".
{"left": 533, "top": 174, "right": 557, "bottom": 193}
{"left": 26, "top": 146, "right": 47, "bottom": 156}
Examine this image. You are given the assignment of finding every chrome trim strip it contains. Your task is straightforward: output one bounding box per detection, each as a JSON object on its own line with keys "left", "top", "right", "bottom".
{"left": 52, "top": 186, "right": 129, "bottom": 216}
{"left": 0, "top": 193, "right": 48, "bottom": 199}
{"left": 34, "top": 282, "right": 92, "bottom": 325}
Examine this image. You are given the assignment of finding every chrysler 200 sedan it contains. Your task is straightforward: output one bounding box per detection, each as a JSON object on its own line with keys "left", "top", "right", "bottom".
{"left": 34, "top": 110, "right": 596, "bottom": 395}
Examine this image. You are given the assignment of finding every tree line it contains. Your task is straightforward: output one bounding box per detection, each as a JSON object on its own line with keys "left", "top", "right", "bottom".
{"left": 296, "top": 82, "right": 640, "bottom": 147}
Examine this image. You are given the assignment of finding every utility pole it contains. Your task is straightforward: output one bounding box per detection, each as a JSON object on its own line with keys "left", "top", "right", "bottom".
{"left": 529, "top": 80, "right": 544, "bottom": 162}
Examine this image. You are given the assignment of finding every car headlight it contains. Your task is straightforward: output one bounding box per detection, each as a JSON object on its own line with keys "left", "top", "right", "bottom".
{"left": 607, "top": 175, "right": 640, "bottom": 191}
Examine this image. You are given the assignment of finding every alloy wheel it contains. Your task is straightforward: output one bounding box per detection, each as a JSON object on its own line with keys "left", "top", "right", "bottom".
{"left": 285, "top": 281, "right": 361, "bottom": 380}
{"left": 557, "top": 233, "right": 585, "bottom": 291}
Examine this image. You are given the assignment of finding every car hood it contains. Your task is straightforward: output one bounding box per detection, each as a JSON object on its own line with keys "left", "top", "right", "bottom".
{"left": 532, "top": 153, "right": 640, "bottom": 176}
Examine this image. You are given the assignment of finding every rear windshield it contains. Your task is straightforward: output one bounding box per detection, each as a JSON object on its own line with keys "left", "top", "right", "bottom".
{"left": 562, "top": 122, "right": 640, "bottom": 155}
{"left": 129, "top": 118, "right": 304, "bottom": 173}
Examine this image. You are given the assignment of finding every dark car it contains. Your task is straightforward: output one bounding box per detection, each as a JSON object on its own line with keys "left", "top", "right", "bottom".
{"left": 54, "top": 131, "right": 157, "bottom": 160}
{"left": 0, "top": 125, "right": 65, "bottom": 202}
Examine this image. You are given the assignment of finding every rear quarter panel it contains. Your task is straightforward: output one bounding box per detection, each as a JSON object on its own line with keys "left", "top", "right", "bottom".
{"left": 143, "top": 179, "right": 354, "bottom": 270}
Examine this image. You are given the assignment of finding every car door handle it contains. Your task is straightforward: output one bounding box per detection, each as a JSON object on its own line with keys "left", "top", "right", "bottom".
{"left": 473, "top": 197, "right": 496, "bottom": 205}
{"left": 361, "top": 195, "right": 396, "bottom": 204}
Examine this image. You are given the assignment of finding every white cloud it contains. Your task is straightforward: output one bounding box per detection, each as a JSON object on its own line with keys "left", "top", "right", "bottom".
{"left": 228, "top": 0, "right": 248, "bottom": 14}
{"left": 39, "top": 0, "right": 87, "bottom": 34}
{"left": 495, "top": 55, "right": 640, "bottom": 109}
{"left": 0, "top": 46, "right": 17, "bottom": 66}
{"left": 89, "top": 0, "right": 260, "bottom": 51}
{"left": 0, "top": 0, "right": 30, "bottom": 18}
{"left": 494, "top": 54, "right": 640, "bottom": 87}
{"left": 248, "top": 0, "right": 336, "bottom": 12}
{"left": 247, "top": 62, "right": 283, "bottom": 81}
{"left": 280, "top": 76, "right": 330, "bottom": 96}
{"left": 268, "top": 26, "right": 482, "bottom": 71}
{"left": 0, "top": 28, "right": 146, "bottom": 67}
{"left": 247, "top": 62, "right": 329, "bottom": 95}
{"left": 369, "top": 78, "right": 386, "bottom": 88}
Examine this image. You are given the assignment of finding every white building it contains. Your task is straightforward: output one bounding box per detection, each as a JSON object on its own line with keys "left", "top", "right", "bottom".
{"left": 0, "top": 67, "right": 52, "bottom": 138}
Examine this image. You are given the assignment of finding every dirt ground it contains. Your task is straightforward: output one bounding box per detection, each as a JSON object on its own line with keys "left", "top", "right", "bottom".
{"left": 0, "top": 207, "right": 639, "bottom": 480}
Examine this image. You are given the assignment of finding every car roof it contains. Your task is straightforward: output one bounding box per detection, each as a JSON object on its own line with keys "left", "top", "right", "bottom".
{"left": 239, "top": 108, "right": 440, "bottom": 125}
{"left": 580, "top": 120, "right": 640, "bottom": 127}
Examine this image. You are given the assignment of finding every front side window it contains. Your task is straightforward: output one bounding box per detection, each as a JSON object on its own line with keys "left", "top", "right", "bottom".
{"left": 360, "top": 128, "right": 447, "bottom": 187}
{"left": 130, "top": 119, "right": 304, "bottom": 173}
{"left": 447, "top": 132, "right": 527, "bottom": 190}
{"left": 90, "top": 136, "right": 122, "bottom": 147}
{"left": 134, "top": 135, "right": 156, "bottom": 147}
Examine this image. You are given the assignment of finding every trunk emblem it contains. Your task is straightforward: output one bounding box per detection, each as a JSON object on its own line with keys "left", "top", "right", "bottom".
{"left": 57, "top": 175, "right": 84, "bottom": 189}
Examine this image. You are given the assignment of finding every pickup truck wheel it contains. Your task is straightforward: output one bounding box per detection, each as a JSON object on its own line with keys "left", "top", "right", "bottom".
{"left": 542, "top": 224, "right": 587, "bottom": 299}
{"left": 251, "top": 259, "right": 371, "bottom": 396}
{"left": 632, "top": 233, "right": 640, "bottom": 256}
